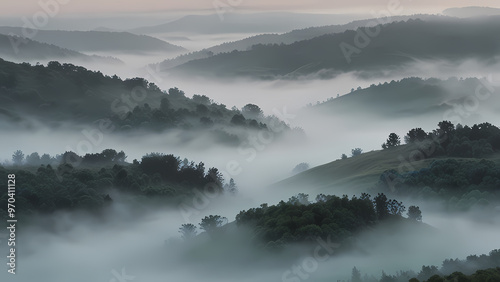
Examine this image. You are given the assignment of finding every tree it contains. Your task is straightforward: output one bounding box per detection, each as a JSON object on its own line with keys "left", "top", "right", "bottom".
{"left": 292, "top": 163, "right": 309, "bottom": 175}
{"left": 199, "top": 215, "right": 227, "bottom": 233}
{"left": 438, "top": 120, "right": 455, "bottom": 136}
{"left": 168, "top": 87, "right": 185, "bottom": 98}
{"left": 405, "top": 128, "right": 428, "bottom": 144}
{"left": 351, "top": 148, "right": 363, "bottom": 157}
{"left": 241, "top": 104, "right": 263, "bottom": 119}
{"left": 200, "top": 117, "right": 214, "bottom": 127}
{"left": 288, "top": 193, "right": 310, "bottom": 205}
{"left": 388, "top": 199, "right": 405, "bottom": 216}
{"left": 179, "top": 223, "right": 197, "bottom": 240}
{"left": 192, "top": 94, "right": 210, "bottom": 105}
{"left": 225, "top": 178, "right": 238, "bottom": 194}
{"left": 383, "top": 133, "right": 401, "bottom": 149}
{"left": 40, "top": 154, "right": 52, "bottom": 164}
{"left": 101, "top": 149, "right": 118, "bottom": 162}
{"left": 352, "top": 267, "right": 362, "bottom": 282}
{"left": 206, "top": 167, "right": 224, "bottom": 190}
{"left": 12, "top": 150, "right": 24, "bottom": 165}
{"left": 115, "top": 151, "right": 127, "bottom": 163}
{"left": 160, "top": 97, "right": 170, "bottom": 112}
{"left": 407, "top": 206, "right": 422, "bottom": 221}
{"left": 341, "top": 153, "right": 348, "bottom": 160}
{"left": 374, "top": 193, "right": 389, "bottom": 219}
{"left": 25, "top": 152, "right": 41, "bottom": 166}
{"left": 230, "top": 114, "right": 246, "bottom": 126}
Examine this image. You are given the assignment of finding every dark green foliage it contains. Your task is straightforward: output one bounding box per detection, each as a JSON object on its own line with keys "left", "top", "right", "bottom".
{"left": 199, "top": 215, "right": 227, "bottom": 233}
{"left": 382, "top": 133, "right": 401, "bottom": 149}
{"left": 241, "top": 103, "right": 263, "bottom": 119}
{"left": 422, "top": 268, "right": 500, "bottom": 282}
{"left": 173, "top": 18, "right": 500, "bottom": 78}
{"left": 373, "top": 193, "right": 389, "bottom": 219}
{"left": 352, "top": 148, "right": 363, "bottom": 157}
{"left": 230, "top": 114, "right": 246, "bottom": 126}
{"left": 0, "top": 149, "right": 231, "bottom": 216}
{"left": 351, "top": 249, "right": 500, "bottom": 282}
{"left": 377, "top": 159, "right": 500, "bottom": 210}
{"left": 352, "top": 266, "right": 362, "bottom": 282}
{"left": 405, "top": 128, "right": 428, "bottom": 144}
{"left": 377, "top": 121, "right": 500, "bottom": 209}
{"left": 407, "top": 206, "right": 422, "bottom": 221}
{"left": 179, "top": 223, "right": 197, "bottom": 240}
{"left": 236, "top": 193, "right": 385, "bottom": 245}
{"left": 0, "top": 58, "right": 286, "bottom": 144}
{"left": 11, "top": 150, "right": 24, "bottom": 165}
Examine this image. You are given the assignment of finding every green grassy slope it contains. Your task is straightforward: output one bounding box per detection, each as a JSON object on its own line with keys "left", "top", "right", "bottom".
{"left": 272, "top": 144, "right": 500, "bottom": 195}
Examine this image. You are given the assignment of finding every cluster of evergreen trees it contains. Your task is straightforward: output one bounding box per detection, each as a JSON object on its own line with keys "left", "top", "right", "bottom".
{"left": 349, "top": 249, "right": 500, "bottom": 282}
{"left": 0, "top": 59, "right": 291, "bottom": 144}
{"left": 235, "top": 193, "right": 421, "bottom": 248}
{"left": 0, "top": 149, "right": 234, "bottom": 216}
{"left": 378, "top": 159, "right": 500, "bottom": 211}
{"left": 382, "top": 121, "right": 500, "bottom": 157}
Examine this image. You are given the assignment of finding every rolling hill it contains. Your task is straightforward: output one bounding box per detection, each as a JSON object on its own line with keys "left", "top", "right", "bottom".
{"left": 158, "top": 15, "right": 442, "bottom": 70}
{"left": 0, "top": 33, "right": 122, "bottom": 65}
{"left": 154, "top": 14, "right": 446, "bottom": 70}
{"left": 0, "top": 58, "right": 291, "bottom": 144}
{"left": 272, "top": 142, "right": 500, "bottom": 196}
{"left": 310, "top": 77, "right": 500, "bottom": 120}
{"left": 0, "top": 27, "right": 186, "bottom": 54}
{"left": 168, "top": 17, "right": 500, "bottom": 79}
{"left": 443, "top": 6, "right": 500, "bottom": 17}
{"left": 129, "top": 12, "right": 364, "bottom": 35}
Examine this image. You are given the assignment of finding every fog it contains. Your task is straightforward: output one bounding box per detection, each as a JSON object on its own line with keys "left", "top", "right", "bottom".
{"left": 1, "top": 57, "right": 499, "bottom": 186}
{"left": 2, "top": 9, "right": 500, "bottom": 282}
{"left": 0, "top": 191, "right": 499, "bottom": 282}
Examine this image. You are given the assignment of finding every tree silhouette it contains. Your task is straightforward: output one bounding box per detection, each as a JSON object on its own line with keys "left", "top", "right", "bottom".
{"left": 179, "top": 223, "right": 197, "bottom": 240}
{"left": 352, "top": 267, "right": 362, "bottom": 282}
{"left": 199, "top": 215, "right": 227, "bottom": 233}
{"left": 225, "top": 178, "right": 238, "bottom": 194}
{"left": 12, "top": 150, "right": 24, "bottom": 165}
{"left": 351, "top": 148, "right": 363, "bottom": 157}
{"left": 404, "top": 128, "right": 428, "bottom": 143}
{"left": 383, "top": 133, "right": 401, "bottom": 149}
{"left": 241, "top": 104, "right": 263, "bottom": 119}
{"left": 374, "top": 193, "right": 389, "bottom": 219}
{"left": 230, "top": 114, "right": 246, "bottom": 126}
{"left": 407, "top": 206, "right": 422, "bottom": 221}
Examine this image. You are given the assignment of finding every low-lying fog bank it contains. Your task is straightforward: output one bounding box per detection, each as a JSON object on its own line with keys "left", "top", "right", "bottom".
{"left": 0, "top": 193, "right": 499, "bottom": 282}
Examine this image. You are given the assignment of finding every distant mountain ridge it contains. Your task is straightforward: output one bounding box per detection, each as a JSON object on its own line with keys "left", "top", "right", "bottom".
{"left": 0, "top": 33, "right": 122, "bottom": 65}
{"left": 0, "top": 27, "right": 186, "bottom": 54}
{"left": 443, "top": 6, "right": 500, "bottom": 17}
{"left": 129, "top": 12, "right": 366, "bottom": 35}
{"left": 167, "top": 17, "right": 500, "bottom": 79}
{"left": 153, "top": 14, "right": 446, "bottom": 71}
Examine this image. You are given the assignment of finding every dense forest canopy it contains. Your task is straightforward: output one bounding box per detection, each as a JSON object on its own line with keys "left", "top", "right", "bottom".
{"left": 0, "top": 148, "right": 235, "bottom": 217}
{"left": 0, "top": 58, "right": 296, "bottom": 144}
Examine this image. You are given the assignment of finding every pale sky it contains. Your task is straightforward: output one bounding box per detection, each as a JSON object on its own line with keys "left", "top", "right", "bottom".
{"left": 2, "top": 0, "right": 499, "bottom": 16}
